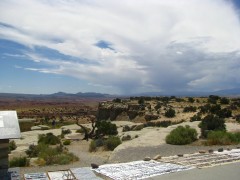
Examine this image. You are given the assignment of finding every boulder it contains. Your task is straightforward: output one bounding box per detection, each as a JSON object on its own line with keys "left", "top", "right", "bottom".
{"left": 144, "top": 157, "right": 151, "bottom": 161}
{"left": 153, "top": 155, "right": 161, "bottom": 160}
{"left": 31, "top": 125, "right": 50, "bottom": 131}
{"left": 91, "top": 163, "right": 99, "bottom": 169}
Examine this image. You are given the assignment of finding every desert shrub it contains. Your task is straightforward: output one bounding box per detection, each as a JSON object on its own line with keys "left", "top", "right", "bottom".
{"left": 166, "top": 125, "right": 198, "bottom": 145}
{"left": 63, "top": 139, "right": 71, "bottom": 145}
{"left": 220, "top": 97, "right": 230, "bottom": 104}
{"left": 216, "top": 108, "right": 232, "bottom": 118}
{"left": 38, "top": 133, "right": 60, "bottom": 145}
{"left": 208, "top": 95, "right": 220, "bottom": 104}
{"left": 113, "top": 98, "right": 122, "bottom": 103}
{"left": 138, "top": 98, "right": 145, "bottom": 104}
{"left": 95, "top": 138, "right": 105, "bottom": 147}
{"left": 154, "top": 102, "right": 162, "bottom": 110}
{"left": 89, "top": 140, "right": 97, "bottom": 152}
{"left": 19, "top": 121, "right": 34, "bottom": 132}
{"left": 122, "top": 135, "right": 131, "bottom": 141}
{"left": 9, "top": 140, "right": 17, "bottom": 151}
{"left": 199, "top": 104, "right": 211, "bottom": 114}
{"left": 236, "top": 115, "right": 240, "bottom": 123}
{"left": 165, "top": 108, "right": 176, "bottom": 118}
{"left": 54, "top": 152, "right": 79, "bottom": 165}
{"left": 201, "top": 115, "right": 226, "bottom": 138}
{"left": 76, "top": 127, "right": 91, "bottom": 134}
{"left": 39, "top": 146, "right": 78, "bottom": 165}
{"left": 145, "top": 121, "right": 172, "bottom": 127}
{"left": 206, "top": 131, "right": 240, "bottom": 145}
{"left": 62, "top": 129, "right": 71, "bottom": 135}
{"left": 104, "top": 136, "right": 121, "bottom": 151}
{"left": 26, "top": 144, "right": 41, "bottom": 157}
{"left": 190, "top": 114, "right": 202, "bottom": 122}
{"left": 61, "top": 129, "right": 72, "bottom": 138}
{"left": 9, "top": 156, "right": 29, "bottom": 167}
{"left": 183, "top": 106, "right": 197, "bottom": 112}
{"left": 96, "top": 121, "right": 118, "bottom": 136}
{"left": 188, "top": 97, "right": 195, "bottom": 103}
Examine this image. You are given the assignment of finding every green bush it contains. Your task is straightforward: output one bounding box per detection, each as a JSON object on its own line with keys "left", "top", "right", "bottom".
{"left": 201, "top": 115, "right": 226, "bottom": 138}
{"left": 89, "top": 140, "right": 97, "bottom": 152}
{"left": 63, "top": 139, "right": 71, "bottom": 145}
{"left": 9, "top": 156, "right": 29, "bottom": 167}
{"left": 38, "top": 133, "right": 60, "bottom": 145}
{"left": 54, "top": 152, "right": 79, "bottom": 165}
{"left": 165, "top": 108, "right": 176, "bottom": 118}
{"left": 9, "top": 140, "right": 17, "bottom": 151}
{"left": 96, "top": 121, "right": 118, "bottom": 136}
{"left": 190, "top": 114, "right": 201, "bottom": 122}
{"left": 166, "top": 125, "right": 198, "bottom": 145}
{"left": 104, "top": 136, "right": 121, "bottom": 151}
{"left": 26, "top": 144, "right": 41, "bottom": 157}
{"left": 183, "top": 106, "right": 197, "bottom": 112}
{"left": 206, "top": 131, "right": 240, "bottom": 145}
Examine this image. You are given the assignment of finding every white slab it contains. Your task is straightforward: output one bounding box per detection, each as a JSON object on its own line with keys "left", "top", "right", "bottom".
{"left": 94, "top": 160, "right": 193, "bottom": 180}
{"left": 47, "top": 170, "right": 75, "bottom": 180}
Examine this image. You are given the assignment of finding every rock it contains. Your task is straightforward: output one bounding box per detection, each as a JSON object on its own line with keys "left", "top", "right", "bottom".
{"left": 199, "top": 150, "right": 206, "bottom": 154}
{"left": 144, "top": 157, "right": 151, "bottom": 161}
{"left": 122, "top": 135, "right": 131, "bottom": 141}
{"left": 31, "top": 126, "right": 42, "bottom": 131}
{"left": 208, "top": 149, "right": 214, "bottom": 153}
{"left": 153, "top": 155, "right": 161, "bottom": 160}
{"left": 38, "top": 125, "right": 50, "bottom": 130}
{"left": 31, "top": 125, "right": 50, "bottom": 131}
{"left": 218, "top": 148, "right": 224, "bottom": 152}
{"left": 91, "top": 163, "right": 99, "bottom": 169}
{"left": 177, "top": 154, "right": 184, "bottom": 157}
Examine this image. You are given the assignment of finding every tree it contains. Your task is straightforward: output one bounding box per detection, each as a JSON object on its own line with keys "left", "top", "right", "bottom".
{"left": 200, "top": 114, "right": 226, "bottom": 138}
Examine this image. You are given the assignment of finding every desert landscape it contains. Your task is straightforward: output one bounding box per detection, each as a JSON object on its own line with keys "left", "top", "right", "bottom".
{"left": 2, "top": 95, "right": 240, "bottom": 179}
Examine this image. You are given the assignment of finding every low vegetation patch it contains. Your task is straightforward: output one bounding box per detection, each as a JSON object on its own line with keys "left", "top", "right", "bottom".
{"left": 205, "top": 131, "right": 240, "bottom": 145}
{"left": 89, "top": 136, "right": 122, "bottom": 152}
{"left": 104, "top": 136, "right": 122, "bottom": 151}
{"left": 63, "top": 139, "right": 71, "bottom": 145}
{"left": 166, "top": 125, "right": 198, "bottom": 145}
{"left": 38, "top": 133, "right": 61, "bottom": 145}
{"left": 25, "top": 133, "right": 78, "bottom": 166}
{"left": 9, "top": 140, "right": 17, "bottom": 151}
{"left": 9, "top": 156, "right": 29, "bottom": 167}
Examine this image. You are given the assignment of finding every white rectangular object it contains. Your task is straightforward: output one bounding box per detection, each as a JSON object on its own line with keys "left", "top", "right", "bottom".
{"left": 94, "top": 160, "right": 193, "bottom": 180}
{"left": 0, "top": 111, "right": 21, "bottom": 139}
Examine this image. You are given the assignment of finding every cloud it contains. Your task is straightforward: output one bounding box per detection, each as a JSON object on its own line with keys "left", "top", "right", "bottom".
{"left": 0, "top": 0, "right": 240, "bottom": 93}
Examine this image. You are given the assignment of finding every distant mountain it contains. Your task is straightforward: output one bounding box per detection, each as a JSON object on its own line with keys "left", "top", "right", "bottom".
{"left": 128, "top": 88, "right": 240, "bottom": 97}
{"left": 0, "top": 92, "right": 111, "bottom": 99}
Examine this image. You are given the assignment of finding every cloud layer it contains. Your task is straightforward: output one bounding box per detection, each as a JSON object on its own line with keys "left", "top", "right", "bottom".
{"left": 0, "top": 0, "right": 240, "bottom": 94}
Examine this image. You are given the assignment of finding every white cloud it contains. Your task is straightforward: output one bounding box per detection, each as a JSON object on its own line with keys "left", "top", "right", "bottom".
{"left": 0, "top": 0, "right": 240, "bottom": 93}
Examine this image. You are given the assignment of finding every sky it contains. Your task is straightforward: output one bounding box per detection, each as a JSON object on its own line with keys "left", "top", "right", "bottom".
{"left": 0, "top": 0, "right": 240, "bottom": 95}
